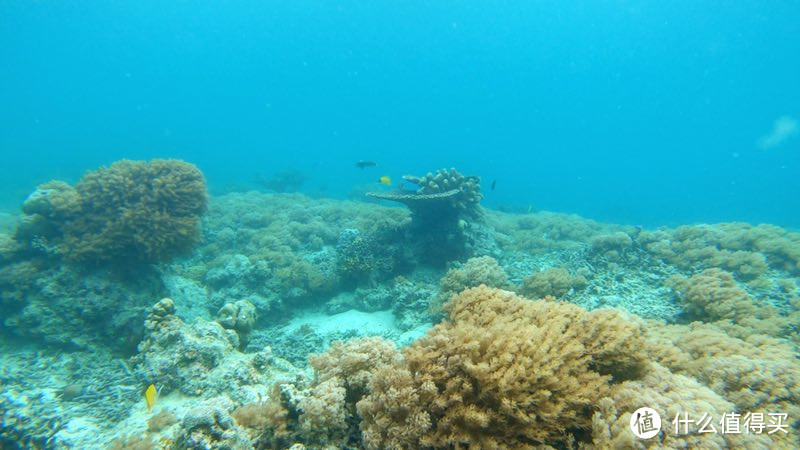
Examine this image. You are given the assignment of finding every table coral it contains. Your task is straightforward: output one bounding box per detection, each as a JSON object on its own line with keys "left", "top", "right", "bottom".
{"left": 367, "top": 168, "right": 483, "bottom": 220}
{"left": 366, "top": 167, "right": 489, "bottom": 264}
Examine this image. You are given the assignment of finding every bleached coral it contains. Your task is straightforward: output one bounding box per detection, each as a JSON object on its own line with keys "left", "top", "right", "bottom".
{"left": 308, "top": 337, "right": 403, "bottom": 399}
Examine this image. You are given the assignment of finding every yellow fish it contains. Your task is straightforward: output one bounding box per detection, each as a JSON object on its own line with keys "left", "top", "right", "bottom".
{"left": 145, "top": 384, "right": 157, "bottom": 412}
{"left": 379, "top": 175, "right": 392, "bottom": 186}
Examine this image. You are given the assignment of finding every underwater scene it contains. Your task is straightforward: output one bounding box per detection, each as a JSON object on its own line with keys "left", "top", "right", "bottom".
{"left": 1, "top": 1, "right": 800, "bottom": 449}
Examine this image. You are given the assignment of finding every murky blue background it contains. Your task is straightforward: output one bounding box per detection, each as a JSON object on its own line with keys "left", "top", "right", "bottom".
{"left": 2, "top": 1, "right": 798, "bottom": 226}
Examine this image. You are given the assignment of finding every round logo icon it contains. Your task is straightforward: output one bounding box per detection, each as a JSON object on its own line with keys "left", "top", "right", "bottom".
{"left": 630, "top": 407, "right": 661, "bottom": 439}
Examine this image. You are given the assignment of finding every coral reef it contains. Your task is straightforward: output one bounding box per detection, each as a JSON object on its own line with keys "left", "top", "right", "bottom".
{"left": 432, "top": 256, "right": 509, "bottom": 312}
{"left": 4, "top": 173, "right": 800, "bottom": 449}
{"left": 487, "top": 210, "right": 628, "bottom": 253}
{"left": 334, "top": 227, "right": 406, "bottom": 284}
{"left": 131, "top": 298, "right": 283, "bottom": 403}
{"left": 591, "top": 363, "right": 774, "bottom": 448}
{"left": 588, "top": 231, "right": 635, "bottom": 261}
{"left": 518, "top": 266, "right": 588, "bottom": 299}
{"left": 215, "top": 300, "right": 257, "bottom": 348}
{"left": 666, "top": 268, "right": 800, "bottom": 340}
{"left": 2, "top": 262, "right": 165, "bottom": 352}
{"left": 646, "top": 321, "right": 800, "bottom": 447}
{"left": 367, "top": 168, "right": 491, "bottom": 264}
{"left": 15, "top": 159, "right": 208, "bottom": 266}
{"left": 360, "top": 286, "right": 647, "bottom": 448}
{"left": 176, "top": 191, "right": 408, "bottom": 311}
{"left": 640, "top": 223, "right": 800, "bottom": 281}
{"left": 0, "top": 342, "right": 142, "bottom": 448}
{"left": 173, "top": 397, "right": 252, "bottom": 449}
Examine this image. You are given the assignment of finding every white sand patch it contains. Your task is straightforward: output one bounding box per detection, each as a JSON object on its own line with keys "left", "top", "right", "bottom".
{"left": 284, "top": 309, "right": 398, "bottom": 336}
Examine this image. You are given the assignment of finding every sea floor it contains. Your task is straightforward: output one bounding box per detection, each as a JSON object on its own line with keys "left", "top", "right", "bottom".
{"left": 1, "top": 191, "right": 799, "bottom": 448}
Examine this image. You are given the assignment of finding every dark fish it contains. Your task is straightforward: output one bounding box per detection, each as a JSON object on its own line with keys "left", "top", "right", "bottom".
{"left": 490, "top": 179, "right": 496, "bottom": 191}
{"left": 355, "top": 160, "right": 377, "bottom": 169}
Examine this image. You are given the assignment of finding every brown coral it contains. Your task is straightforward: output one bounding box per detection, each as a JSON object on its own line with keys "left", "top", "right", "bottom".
{"left": 360, "top": 285, "right": 648, "bottom": 448}
{"left": 639, "top": 222, "right": 800, "bottom": 280}
{"left": 667, "top": 268, "right": 798, "bottom": 338}
{"left": 590, "top": 363, "right": 775, "bottom": 449}
{"left": 645, "top": 321, "right": 800, "bottom": 447}
{"left": 16, "top": 159, "right": 208, "bottom": 265}
{"left": 432, "top": 256, "right": 510, "bottom": 313}
{"left": 518, "top": 267, "right": 587, "bottom": 299}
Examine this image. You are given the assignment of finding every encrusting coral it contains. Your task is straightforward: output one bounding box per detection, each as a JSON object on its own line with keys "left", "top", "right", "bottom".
{"left": 15, "top": 159, "right": 208, "bottom": 265}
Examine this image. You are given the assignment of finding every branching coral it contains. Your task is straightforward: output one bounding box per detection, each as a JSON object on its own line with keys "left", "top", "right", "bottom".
{"left": 359, "top": 286, "right": 648, "bottom": 448}
{"left": 667, "top": 268, "right": 798, "bottom": 338}
{"left": 356, "top": 365, "right": 434, "bottom": 450}
{"left": 308, "top": 337, "right": 404, "bottom": 401}
{"left": 239, "top": 337, "right": 403, "bottom": 448}
{"left": 16, "top": 159, "right": 208, "bottom": 265}
{"left": 590, "top": 363, "right": 774, "bottom": 449}
{"left": 518, "top": 267, "right": 587, "bottom": 299}
{"left": 645, "top": 321, "right": 800, "bottom": 447}
{"left": 640, "top": 223, "right": 800, "bottom": 280}
{"left": 432, "top": 256, "right": 510, "bottom": 312}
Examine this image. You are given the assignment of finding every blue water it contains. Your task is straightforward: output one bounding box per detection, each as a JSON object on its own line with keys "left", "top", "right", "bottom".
{"left": 1, "top": 1, "right": 798, "bottom": 227}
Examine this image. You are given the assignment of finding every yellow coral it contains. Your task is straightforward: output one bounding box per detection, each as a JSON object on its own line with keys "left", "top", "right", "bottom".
{"left": 646, "top": 321, "right": 800, "bottom": 447}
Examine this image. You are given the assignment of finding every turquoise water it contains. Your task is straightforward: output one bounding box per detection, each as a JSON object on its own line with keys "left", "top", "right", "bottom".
{"left": 2, "top": 2, "right": 800, "bottom": 449}
{"left": 1, "top": 1, "right": 798, "bottom": 226}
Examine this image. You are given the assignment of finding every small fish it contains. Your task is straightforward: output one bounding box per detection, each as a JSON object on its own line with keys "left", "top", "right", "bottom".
{"left": 490, "top": 179, "right": 496, "bottom": 191}
{"left": 355, "top": 160, "right": 377, "bottom": 169}
{"left": 379, "top": 175, "right": 392, "bottom": 186}
{"left": 145, "top": 384, "right": 157, "bottom": 412}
